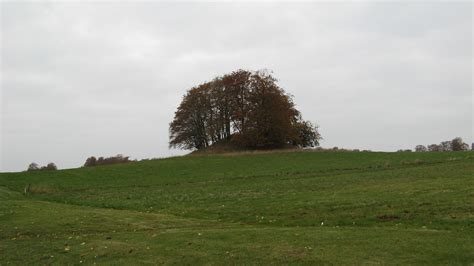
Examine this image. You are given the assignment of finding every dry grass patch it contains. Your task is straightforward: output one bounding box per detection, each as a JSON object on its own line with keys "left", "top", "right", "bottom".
{"left": 25, "top": 184, "right": 56, "bottom": 195}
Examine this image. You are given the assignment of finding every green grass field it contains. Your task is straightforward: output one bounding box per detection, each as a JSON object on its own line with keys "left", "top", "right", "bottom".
{"left": 1, "top": 150, "right": 473, "bottom": 264}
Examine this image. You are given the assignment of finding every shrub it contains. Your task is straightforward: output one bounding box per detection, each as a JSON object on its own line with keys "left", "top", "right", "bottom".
{"left": 83, "top": 154, "right": 131, "bottom": 167}
{"left": 41, "top": 163, "right": 57, "bottom": 171}
{"left": 27, "top": 162, "right": 57, "bottom": 171}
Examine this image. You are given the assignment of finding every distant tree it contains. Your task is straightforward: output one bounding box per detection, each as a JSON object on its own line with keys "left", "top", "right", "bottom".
{"left": 462, "top": 143, "right": 469, "bottom": 151}
{"left": 28, "top": 162, "right": 57, "bottom": 171}
{"left": 41, "top": 163, "right": 57, "bottom": 171}
{"left": 84, "top": 156, "right": 97, "bottom": 167}
{"left": 424, "top": 138, "right": 471, "bottom": 152}
{"left": 83, "top": 154, "right": 131, "bottom": 167}
{"left": 440, "top": 141, "right": 452, "bottom": 152}
{"left": 27, "top": 163, "right": 39, "bottom": 171}
{"left": 428, "top": 144, "right": 441, "bottom": 152}
{"left": 451, "top": 137, "right": 469, "bottom": 151}
{"left": 106, "top": 154, "right": 130, "bottom": 164}
{"left": 397, "top": 149, "right": 412, "bottom": 152}
{"left": 415, "top": 145, "right": 427, "bottom": 152}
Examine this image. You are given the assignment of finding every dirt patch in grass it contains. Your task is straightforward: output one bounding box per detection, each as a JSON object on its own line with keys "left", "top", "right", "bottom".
{"left": 376, "top": 215, "right": 400, "bottom": 221}
{"left": 25, "top": 184, "right": 56, "bottom": 195}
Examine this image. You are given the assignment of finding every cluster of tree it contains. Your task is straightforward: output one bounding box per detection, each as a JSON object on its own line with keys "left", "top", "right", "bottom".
{"left": 169, "top": 70, "right": 321, "bottom": 150}
{"left": 83, "top": 154, "right": 132, "bottom": 167}
{"left": 27, "top": 162, "right": 57, "bottom": 171}
{"left": 316, "top": 147, "right": 371, "bottom": 152}
{"left": 415, "top": 137, "right": 470, "bottom": 152}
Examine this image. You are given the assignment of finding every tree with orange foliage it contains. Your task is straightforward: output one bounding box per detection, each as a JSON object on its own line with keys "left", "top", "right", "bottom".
{"left": 169, "top": 70, "right": 321, "bottom": 150}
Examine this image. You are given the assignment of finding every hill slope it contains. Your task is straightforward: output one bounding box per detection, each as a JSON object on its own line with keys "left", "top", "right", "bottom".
{"left": 1, "top": 151, "right": 473, "bottom": 264}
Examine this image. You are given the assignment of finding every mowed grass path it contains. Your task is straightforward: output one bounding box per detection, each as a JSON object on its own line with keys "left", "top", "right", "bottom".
{"left": 1, "top": 151, "right": 473, "bottom": 264}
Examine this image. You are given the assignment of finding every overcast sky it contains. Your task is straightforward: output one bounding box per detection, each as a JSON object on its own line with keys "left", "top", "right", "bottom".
{"left": 1, "top": 1, "right": 472, "bottom": 172}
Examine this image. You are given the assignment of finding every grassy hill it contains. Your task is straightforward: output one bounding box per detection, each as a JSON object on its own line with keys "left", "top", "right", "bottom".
{"left": 0, "top": 150, "right": 473, "bottom": 264}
